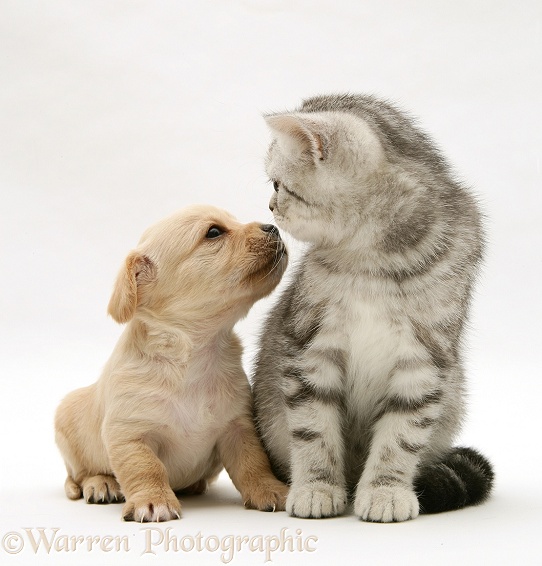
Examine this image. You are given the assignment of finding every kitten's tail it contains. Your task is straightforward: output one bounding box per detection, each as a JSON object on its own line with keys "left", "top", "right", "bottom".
{"left": 414, "top": 447, "right": 494, "bottom": 514}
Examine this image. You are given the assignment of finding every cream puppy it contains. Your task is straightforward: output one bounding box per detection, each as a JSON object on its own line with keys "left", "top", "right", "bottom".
{"left": 55, "top": 205, "right": 289, "bottom": 522}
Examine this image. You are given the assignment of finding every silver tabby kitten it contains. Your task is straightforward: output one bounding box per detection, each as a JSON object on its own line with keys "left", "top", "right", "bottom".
{"left": 252, "top": 93, "right": 493, "bottom": 522}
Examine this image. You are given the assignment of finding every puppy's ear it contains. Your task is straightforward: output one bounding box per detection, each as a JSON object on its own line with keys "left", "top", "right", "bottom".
{"left": 107, "top": 251, "right": 156, "bottom": 324}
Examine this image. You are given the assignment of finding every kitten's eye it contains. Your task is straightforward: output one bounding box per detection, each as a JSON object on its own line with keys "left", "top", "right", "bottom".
{"left": 205, "top": 225, "right": 224, "bottom": 239}
{"left": 273, "top": 181, "right": 279, "bottom": 192}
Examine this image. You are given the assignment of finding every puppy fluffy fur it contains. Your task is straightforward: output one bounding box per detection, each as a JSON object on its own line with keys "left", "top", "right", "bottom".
{"left": 55, "top": 205, "right": 289, "bottom": 522}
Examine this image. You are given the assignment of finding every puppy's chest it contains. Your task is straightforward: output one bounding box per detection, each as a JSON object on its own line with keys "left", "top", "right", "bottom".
{"left": 164, "top": 367, "right": 238, "bottom": 438}
{"left": 193, "top": 387, "right": 233, "bottom": 431}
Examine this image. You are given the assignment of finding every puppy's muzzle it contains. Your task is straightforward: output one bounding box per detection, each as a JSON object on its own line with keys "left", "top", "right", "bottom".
{"left": 259, "top": 224, "right": 286, "bottom": 255}
{"left": 260, "top": 224, "right": 280, "bottom": 238}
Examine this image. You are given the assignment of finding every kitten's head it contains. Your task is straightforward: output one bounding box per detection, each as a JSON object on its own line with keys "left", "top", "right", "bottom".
{"left": 264, "top": 108, "right": 385, "bottom": 247}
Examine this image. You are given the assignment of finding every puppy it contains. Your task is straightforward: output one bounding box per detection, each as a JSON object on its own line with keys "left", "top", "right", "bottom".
{"left": 55, "top": 205, "right": 289, "bottom": 522}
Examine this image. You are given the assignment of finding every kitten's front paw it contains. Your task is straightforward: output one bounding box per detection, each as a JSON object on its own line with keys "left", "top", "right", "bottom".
{"left": 287, "top": 482, "right": 347, "bottom": 518}
{"left": 354, "top": 485, "right": 419, "bottom": 522}
{"left": 122, "top": 489, "right": 181, "bottom": 522}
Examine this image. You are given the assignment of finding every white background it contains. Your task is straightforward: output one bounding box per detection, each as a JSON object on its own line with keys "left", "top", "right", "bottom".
{"left": 1, "top": 1, "right": 541, "bottom": 564}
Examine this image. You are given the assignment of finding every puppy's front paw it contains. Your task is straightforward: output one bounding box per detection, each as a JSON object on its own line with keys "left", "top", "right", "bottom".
{"left": 122, "top": 489, "right": 181, "bottom": 522}
{"left": 243, "top": 478, "right": 289, "bottom": 512}
{"left": 354, "top": 485, "right": 419, "bottom": 522}
{"left": 286, "top": 482, "right": 347, "bottom": 518}
{"left": 82, "top": 475, "right": 124, "bottom": 504}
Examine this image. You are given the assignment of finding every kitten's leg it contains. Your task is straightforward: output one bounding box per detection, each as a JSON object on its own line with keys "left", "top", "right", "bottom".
{"left": 354, "top": 358, "right": 441, "bottom": 522}
{"left": 284, "top": 345, "right": 348, "bottom": 518}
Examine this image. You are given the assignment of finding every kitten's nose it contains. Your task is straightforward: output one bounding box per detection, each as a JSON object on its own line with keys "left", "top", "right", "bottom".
{"left": 260, "top": 224, "right": 280, "bottom": 238}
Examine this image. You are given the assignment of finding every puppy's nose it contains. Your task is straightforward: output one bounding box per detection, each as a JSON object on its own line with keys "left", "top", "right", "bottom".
{"left": 260, "top": 224, "right": 280, "bottom": 238}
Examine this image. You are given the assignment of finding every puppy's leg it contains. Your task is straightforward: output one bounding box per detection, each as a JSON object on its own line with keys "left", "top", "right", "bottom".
{"left": 56, "top": 385, "right": 108, "bottom": 501}
{"left": 106, "top": 436, "right": 181, "bottom": 522}
{"left": 218, "top": 415, "right": 288, "bottom": 511}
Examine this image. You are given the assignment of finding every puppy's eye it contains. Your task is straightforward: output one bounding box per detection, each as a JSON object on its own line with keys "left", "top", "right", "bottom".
{"left": 273, "top": 181, "right": 279, "bottom": 192}
{"left": 205, "top": 225, "right": 224, "bottom": 239}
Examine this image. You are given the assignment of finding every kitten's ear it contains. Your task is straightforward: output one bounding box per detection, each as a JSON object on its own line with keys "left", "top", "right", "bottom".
{"left": 107, "top": 251, "right": 156, "bottom": 323}
{"left": 264, "top": 114, "right": 325, "bottom": 162}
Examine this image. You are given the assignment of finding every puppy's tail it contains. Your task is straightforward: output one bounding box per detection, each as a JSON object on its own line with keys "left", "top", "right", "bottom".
{"left": 414, "top": 447, "right": 494, "bottom": 514}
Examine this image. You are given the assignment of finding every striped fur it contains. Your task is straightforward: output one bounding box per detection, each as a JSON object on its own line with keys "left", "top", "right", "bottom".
{"left": 252, "top": 93, "right": 493, "bottom": 522}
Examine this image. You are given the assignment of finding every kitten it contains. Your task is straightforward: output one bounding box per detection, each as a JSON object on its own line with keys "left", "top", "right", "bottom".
{"left": 252, "top": 93, "right": 494, "bottom": 522}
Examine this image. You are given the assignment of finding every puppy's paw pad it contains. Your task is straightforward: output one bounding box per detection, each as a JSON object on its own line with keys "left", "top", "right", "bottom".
{"left": 82, "top": 475, "right": 124, "bottom": 504}
{"left": 123, "top": 491, "right": 181, "bottom": 522}
{"left": 354, "top": 486, "right": 419, "bottom": 522}
{"left": 243, "top": 479, "right": 289, "bottom": 512}
{"left": 286, "top": 482, "right": 347, "bottom": 518}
